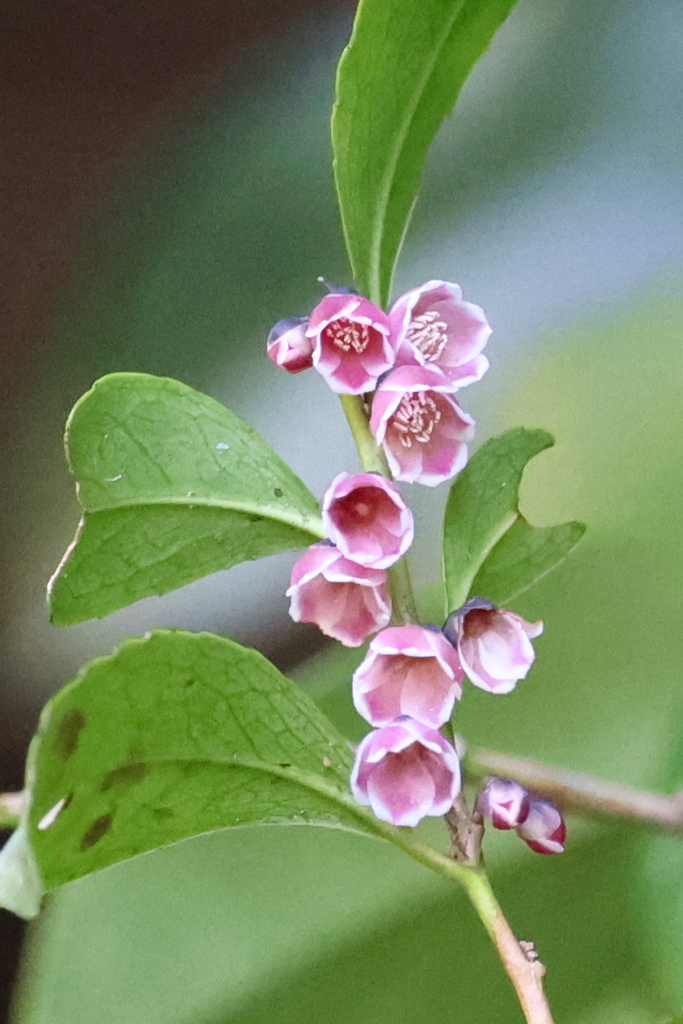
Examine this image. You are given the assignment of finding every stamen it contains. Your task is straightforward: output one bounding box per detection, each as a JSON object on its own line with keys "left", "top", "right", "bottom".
{"left": 325, "top": 318, "right": 371, "bottom": 354}
{"left": 392, "top": 392, "right": 442, "bottom": 447}
{"left": 406, "top": 310, "right": 448, "bottom": 361}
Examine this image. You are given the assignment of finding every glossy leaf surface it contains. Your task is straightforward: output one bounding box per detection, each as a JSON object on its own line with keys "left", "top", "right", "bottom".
{"left": 0, "top": 631, "right": 367, "bottom": 915}
{"left": 49, "top": 374, "right": 323, "bottom": 624}
{"left": 443, "top": 428, "right": 585, "bottom": 612}
{"left": 333, "top": 0, "right": 518, "bottom": 304}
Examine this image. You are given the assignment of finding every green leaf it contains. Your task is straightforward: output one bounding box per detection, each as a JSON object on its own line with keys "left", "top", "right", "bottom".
{"left": 48, "top": 373, "right": 324, "bottom": 625}
{"left": 4, "top": 630, "right": 372, "bottom": 915}
{"left": 332, "top": 0, "right": 519, "bottom": 305}
{"left": 0, "top": 824, "right": 43, "bottom": 920}
{"left": 443, "top": 428, "right": 585, "bottom": 612}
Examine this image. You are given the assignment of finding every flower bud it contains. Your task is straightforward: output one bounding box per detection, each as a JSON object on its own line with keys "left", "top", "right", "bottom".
{"left": 389, "top": 280, "right": 491, "bottom": 387}
{"left": 286, "top": 542, "right": 391, "bottom": 647}
{"left": 443, "top": 598, "right": 543, "bottom": 694}
{"left": 353, "top": 625, "right": 463, "bottom": 728}
{"left": 267, "top": 317, "right": 313, "bottom": 373}
{"left": 321, "top": 472, "right": 414, "bottom": 569}
{"left": 351, "top": 717, "right": 461, "bottom": 827}
{"left": 517, "top": 798, "right": 566, "bottom": 854}
{"left": 370, "top": 365, "right": 475, "bottom": 486}
{"left": 307, "top": 293, "right": 395, "bottom": 394}
{"left": 477, "top": 777, "right": 530, "bottom": 830}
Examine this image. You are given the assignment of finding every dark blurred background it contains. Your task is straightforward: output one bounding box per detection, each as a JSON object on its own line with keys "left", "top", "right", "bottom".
{"left": 2, "top": 0, "right": 683, "bottom": 1021}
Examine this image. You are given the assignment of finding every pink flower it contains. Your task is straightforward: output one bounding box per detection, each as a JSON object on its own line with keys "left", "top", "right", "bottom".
{"left": 307, "top": 293, "right": 395, "bottom": 394}
{"left": 444, "top": 598, "right": 543, "bottom": 694}
{"left": 370, "top": 365, "right": 475, "bottom": 486}
{"left": 390, "top": 280, "right": 490, "bottom": 386}
{"left": 321, "top": 472, "right": 414, "bottom": 569}
{"left": 287, "top": 542, "right": 391, "bottom": 647}
{"left": 266, "top": 317, "right": 313, "bottom": 373}
{"left": 351, "top": 718, "right": 461, "bottom": 827}
{"left": 477, "top": 777, "right": 531, "bottom": 830}
{"left": 353, "top": 625, "right": 463, "bottom": 727}
{"left": 517, "top": 798, "right": 566, "bottom": 854}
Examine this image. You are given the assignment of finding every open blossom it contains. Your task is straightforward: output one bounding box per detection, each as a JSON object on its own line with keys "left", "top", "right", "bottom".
{"left": 390, "top": 280, "right": 491, "bottom": 386}
{"left": 322, "top": 472, "right": 414, "bottom": 569}
{"left": 517, "top": 798, "right": 566, "bottom": 854}
{"left": 351, "top": 717, "right": 461, "bottom": 827}
{"left": 266, "top": 317, "right": 313, "bottom": 373}
{"left": 307, "top": 293, "right": 395, "bottom": 394}
{"left": 353, "top": 625, "right": 463, "bottom": 727}
{"left": 287, "top": 542, "right": 391, "bottom": 646}
{"left": 477, "top": 777, "right": 530, "bottom": 830}
{"left": 370, "top": 365, "right": 475, "bottom": 486}
{"left": 444, "top": 598, "right": 543, "bottom": 694}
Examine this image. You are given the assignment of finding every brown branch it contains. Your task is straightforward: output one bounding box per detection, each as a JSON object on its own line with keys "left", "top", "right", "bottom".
{"left": 465, "top": 747, "right": 683, "bottom": 832}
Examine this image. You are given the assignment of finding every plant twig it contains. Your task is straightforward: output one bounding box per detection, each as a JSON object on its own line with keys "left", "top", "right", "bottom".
{"left": 466, "top": 746, "right": 683, "bottom": 832}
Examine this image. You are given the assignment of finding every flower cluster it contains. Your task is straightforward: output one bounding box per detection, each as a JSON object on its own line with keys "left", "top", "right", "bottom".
{"left": 270, "top": 279, "right": 557, "bottom": 849}
{"left": 268, "top": 280, "right": 488, "bottom": 486}
{"left": 477, "top": 777, "right": 566, "bottom": 855}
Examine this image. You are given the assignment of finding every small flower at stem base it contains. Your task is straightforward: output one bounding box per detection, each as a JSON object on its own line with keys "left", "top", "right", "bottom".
{"left": 370, "top": 365, "right": 475, "bottom": 486}
{"left": 477, "top": 777, "right": 530, "bottom": 830}
{"left": 307, "top": 293, "right": 395, "bottom": 394}
{"left": 517, "top": 798, "right": 566, "bottom": 854}
{"left": 444, "top": 598, "right": 543, "bottom": 694}
{"left": 322, "top": 472, "right": 414, "bottom": 569}
{"left": 267, "top": 317, "right": 313, "bottom": 373}
{"left": 353, "top": 625, "right": 463, "bottom": 727}
{"left": 389, "top": 280, "right": 491, "bottom": 386}
{"left": 287, "top": 543, "right": 391, "bottom": 647}
{"left": 351, "top": 717, "right": 461, "bottom": 827}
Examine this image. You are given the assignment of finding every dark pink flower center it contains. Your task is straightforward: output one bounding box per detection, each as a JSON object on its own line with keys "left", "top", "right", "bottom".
{"left": 463, "top": 608, "right": 497, "bottom": 638}
{"left": 406, "top": 310, "right": 448, "bottom": 361}
{"left": 392, "top": 391, "right": 442, "bottom": 447}
{"left": 324, "top": 317, "right": 371, "bottom": 354}
{"left": 331, "top": 486, "right": 391, "bottom": 532}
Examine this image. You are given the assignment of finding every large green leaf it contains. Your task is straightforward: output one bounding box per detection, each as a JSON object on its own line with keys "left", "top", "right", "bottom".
{"left": 443, "top": 428, "right": 585, "bottom": 612}
{"left": 0, "top": 630, "right": 372, "bottom": 917}
{"left": 332, "top": 0, "right": 518, "bottom": 305}
{"left": 48, "top": 373, "right": 324, "bottom": 624}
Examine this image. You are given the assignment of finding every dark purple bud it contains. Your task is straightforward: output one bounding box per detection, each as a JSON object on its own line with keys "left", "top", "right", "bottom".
{"left": 477, "top": 777, "right": 530, "bottom": 830}
{"left": 517, "top": 798, "right": 566, "bottom": 854}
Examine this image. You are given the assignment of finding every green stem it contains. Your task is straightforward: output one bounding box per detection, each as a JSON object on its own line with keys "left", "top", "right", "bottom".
{"left": 339, "top": 394, "right": 419, "bottom": 623}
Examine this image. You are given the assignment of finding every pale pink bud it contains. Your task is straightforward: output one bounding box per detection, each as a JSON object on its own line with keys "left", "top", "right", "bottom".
{"left": 306, "top": 293, "right": 395, "bottom": 394}
{"left": 444, "top": 598, "right": 543, "bottom": 694}
{"left": 370, "top": 365, "right": 475, "bottom": 486}
{"left": 287, "top": 542, "right": 391, "bottom": 647}
{"left": 477, "top": 777, "right": 530, "bottom": 830}
{"left": 351, "top": 717, "right": 461, "bottom": 827}
{"left": 321, "top": 472, "right": 414, "bottom": 569}
{"left": 267, "top": 317, "right": 313, "bottom": 373}
{"left": 517, "top": 798, "right": 566, "bottom": 854}
{"left": 353, "top": 625, "right": 463, "bottom": 727}
{"left": 390, "top": 280, "right": 491, "bottom": 386}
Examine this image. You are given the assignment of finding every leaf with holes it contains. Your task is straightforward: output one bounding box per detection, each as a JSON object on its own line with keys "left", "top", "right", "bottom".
{"left": 48, "top": 373, "right": 324, "bottom": 625}
{"left": 0, "top": 630, "right": 376, "bottom": 918}
{"left": 443, "top": 428, "right": 585, "bottom": 612}
{"left": 333, "top": 0, "right": 519, "bottom": 305}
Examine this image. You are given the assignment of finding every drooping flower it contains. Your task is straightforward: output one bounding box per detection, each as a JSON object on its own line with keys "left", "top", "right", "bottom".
{"left": 266, "top": 317, "right": 313, "bottom": 373}
{"left": 477, "top": 777, "right": 531, "bottom": 830}
{"left": 370, "top": 365, "right": 475, "bottom": 486}
{"left": 306, "top": 293, "right": 395, "bottom": 394}
{"left": 444, "top": 598, "right": 543, "bottom": 694}
{"left": 321, "top": 472, "right": 414, "bottom": 569}
{"left": 353, "top": 625, "right": 463, "bottom": 728}
{"left": 517, "top": 798, "right": 566, "bottom": 854}
{"left": 351, "top": 717, "right": 461, "bottom": 827}
{"left": 287, "top": 542, "right": 391, "bottom": 647}
{"left": 390, "top": 280, "right": 491, "bottom": 386}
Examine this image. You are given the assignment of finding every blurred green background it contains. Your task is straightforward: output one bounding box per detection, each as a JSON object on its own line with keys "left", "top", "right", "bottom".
{"left": 2, "top": 0, "right": 683, "bottom": 1020}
